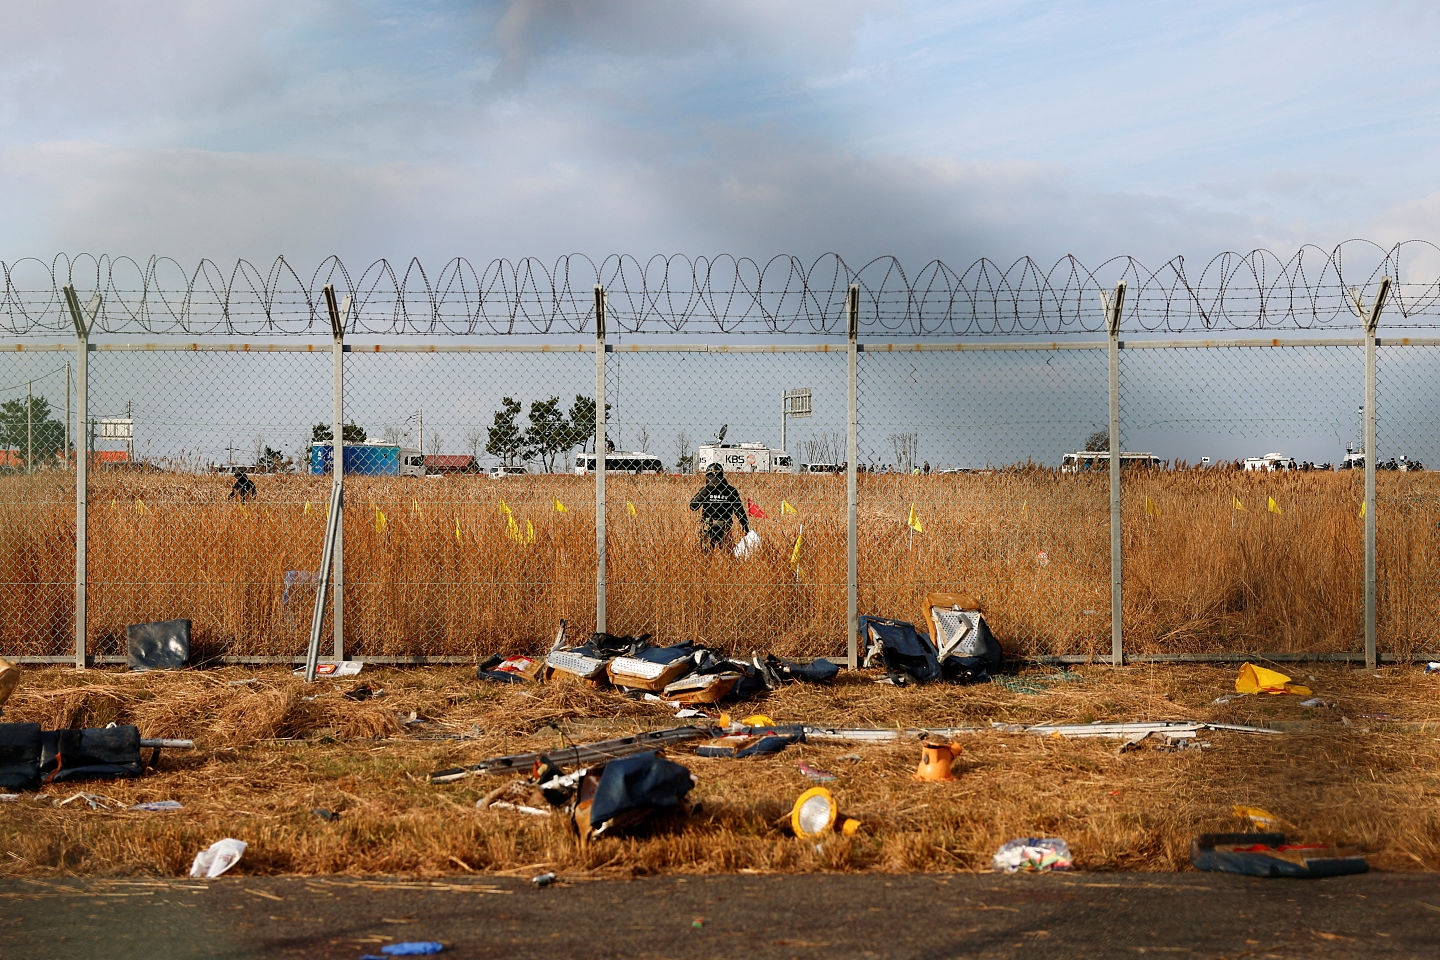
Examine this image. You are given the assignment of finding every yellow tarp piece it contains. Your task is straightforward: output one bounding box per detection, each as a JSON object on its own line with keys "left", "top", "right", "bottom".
{"left": 1235, "top": 662, "right": 1312, "bottom": 696}
{"left": 1233, "top": 805, "right": 1285, "bottom": 828}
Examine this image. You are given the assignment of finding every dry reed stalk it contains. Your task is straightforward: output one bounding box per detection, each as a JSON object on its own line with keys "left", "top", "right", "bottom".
{"left": 3, "top": 471, "right": 1440, "bottom": 659}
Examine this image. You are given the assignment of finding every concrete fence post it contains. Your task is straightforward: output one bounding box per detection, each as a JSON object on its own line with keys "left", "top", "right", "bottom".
{"left": 595, "top": 286, "right": 608, "bottom": 634}
{"left": 323, "top": 285, "right": 349, "bottom": 662}
{"left": 1362, "top": 277, "right": 1390, "bottom": 670}
{"left": 846, "top": 285, "right": 859, "bottom": 668}
{"left": 63, "top": 285, "right": 100, "bottom": 669}
{"left": 1105, "top": 282, "right": 1127, "bottom": 667}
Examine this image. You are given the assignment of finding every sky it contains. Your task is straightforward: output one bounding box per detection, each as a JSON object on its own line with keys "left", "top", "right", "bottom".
{"left": 5, "top": 0, "right": 1440, "bottom": 268}
{"left": 3, "top": 0, "right": 1439, "bottom": 469}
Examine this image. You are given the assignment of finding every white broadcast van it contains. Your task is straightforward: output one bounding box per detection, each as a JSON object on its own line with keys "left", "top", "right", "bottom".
{"left": 696, "top": 441, "right": 793, "bottom": 474}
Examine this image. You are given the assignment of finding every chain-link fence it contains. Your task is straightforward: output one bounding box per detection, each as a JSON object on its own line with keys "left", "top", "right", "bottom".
{"left": 4, "top": 249, "right": 1440, "bottom": 667}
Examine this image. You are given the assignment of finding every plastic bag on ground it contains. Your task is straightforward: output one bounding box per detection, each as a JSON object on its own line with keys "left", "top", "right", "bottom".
{"left": 732, "top": 530, "right": 761, "bottom": 559}
{"left": 992, "top": 837, "right": 1073, "bottom": 873}
{"left": 189, "top": 838, "right": 247, "bottom": 878}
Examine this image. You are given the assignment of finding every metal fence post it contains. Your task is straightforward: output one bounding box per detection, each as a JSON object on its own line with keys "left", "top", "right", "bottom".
{"left": 846, "top": 285, "right": 859, "bottom": 669}
{"left": 63, "top": 285, "right": 99, "bottom": 669}
{"left": 323, "top": 286, "right": 348, "bottom": 662}
{"left": 1363, "top": 277, "right": 1390, "bottom": 670}
{"left": 595, "top": 286, "right": 608, "bottom": 634}
{"left": 1106, "top": 282, "right": 1127, "bottom": 666}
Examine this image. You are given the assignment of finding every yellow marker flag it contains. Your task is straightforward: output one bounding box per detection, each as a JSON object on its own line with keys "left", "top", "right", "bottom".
{"left": 499, "top": 499, "right": 512, "bottom": 516}
{"left": 1360, "top": 499, "right": 1366, "bottom": 519}
{"left": 907, "top": 503, "right": 923, "bottom": 533}
{"left": 526, "top": 519, "right": 536, "bottom": 544}
{"left": 411, "top": 498, "right": 422, "bottom": 518}
{"left": 1144, "top": 496, "right": 1160, "bottom": 518}
{"left": 553, "top": 497, "right": 568, "bottom": 514}
{"left": 374, "top": 509, "right": 387, "bottom": 534}
{"left": 1268, "top": 496, "right": 1282, "bottom": 515}
{"left": 790, "top": 525, "right": 804, "bottom": 575}
{"left": 781, "top": 500, "right": 797, "bottom": 515}
{"left": 626, "top": 500, "right": 637, "bottom": 516}
{"left": 454, "top": 517, "right": 463, "bottom": 545}
{"left": 1021, "top": 500, "right": 1028, "bottom": 519}
{"left": 304, "top": 500, "right": 313, "bottom": 516}
{"left": 506, "top": 514, "right": 524, "bottom": 543}
{"left": 1232, "top": 495, "right": 1244, "bottom": 511}
{"left": 110, "top": 498, "right": 117, "bottom": 510}
{"left": 135, "top": 499, "right": 148, "bottom": 515}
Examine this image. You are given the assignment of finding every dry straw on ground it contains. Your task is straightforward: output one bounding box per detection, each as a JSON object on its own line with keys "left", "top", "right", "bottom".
{"left": 3, "top": 469, "right": 1437, "bottom": 659}
{"left": 3, "top": 663, "right": 1439, "bottom": 879}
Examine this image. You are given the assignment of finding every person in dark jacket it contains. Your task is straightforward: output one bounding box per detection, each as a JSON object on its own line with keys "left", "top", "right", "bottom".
{"left": 229, "top": 467, "right": 257, "bottom": 502}
{"left": 689, "top": 462, "right": 748, "bottom": 550}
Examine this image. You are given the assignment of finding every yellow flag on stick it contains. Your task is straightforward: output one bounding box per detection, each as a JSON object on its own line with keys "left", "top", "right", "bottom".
{"left": 454, "top": 517, "right": 463, "bottom": 545}
{"left": 553, "top": 497, "right": 568, "bottom": 514}
{"left": 781, "top": 500, "right": 797, "bottom": 515}
{"left": 1268, "top": 495, "right": 1282, "bottom": 515}
{"left": 1232, "top": 495, "right": 1244, "bottom": 511}
{"left": 135, "top": 499, "right": 148, "bottom": 515}
{"left": 1360, "top": 499, "right": 1366, "bottom": 519}
{"left": 1144, "top": 496, "right": 1160, "bottom": 518}
{"left": 626, "top": 500, "right": 637, "bottom": 516}
{"left": 907, "top": 503, "right": 923, "bottom": 533}
{"left": 411, "top": 498, "right": 422, "bottom": 518}
{"left": 506, "top": 514, "right": 522, "bottom": 542}
{"left": 304, "top": 500, "right": 313, "bottom": 516}
{"left": 374, "top": 509, "right": 387, "bottom": 534}
{"left": 1021, "top": 500, "right": 1028, "bottom": 519}
{"left": 526, "top": 519, "right": 536, "bottom": 544}
{"left": 499, "top": 499, "right": 512, "bottom": 516}
{"left": 790, "top": 525, "right": 804, "bottom": 577}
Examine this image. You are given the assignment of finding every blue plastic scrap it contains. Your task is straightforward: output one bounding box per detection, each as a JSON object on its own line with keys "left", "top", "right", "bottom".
{"left": 373, "top": 942, "right": 444, "bottom": 956}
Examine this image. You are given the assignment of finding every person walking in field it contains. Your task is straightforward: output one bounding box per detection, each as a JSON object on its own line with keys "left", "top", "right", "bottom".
{"left": 689, "top": 462, "right": 749, "bottom": 551}
{"left": 228, "top": 467, "right": 257, "bottom": 502}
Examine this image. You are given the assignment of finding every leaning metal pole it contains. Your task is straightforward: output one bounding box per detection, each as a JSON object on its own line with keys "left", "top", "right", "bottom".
{"left": 305, "top": 481, "right": 345, "bottom": 682}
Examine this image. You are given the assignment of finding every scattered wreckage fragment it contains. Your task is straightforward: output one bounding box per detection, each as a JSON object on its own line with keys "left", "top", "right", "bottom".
{"left": 0, "top": 723, "right": 195, "bottom": 791}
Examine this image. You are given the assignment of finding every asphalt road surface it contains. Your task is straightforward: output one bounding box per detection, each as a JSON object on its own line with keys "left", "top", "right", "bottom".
{"left": 3, "top": 872, "right": 1438, "bottom": 960}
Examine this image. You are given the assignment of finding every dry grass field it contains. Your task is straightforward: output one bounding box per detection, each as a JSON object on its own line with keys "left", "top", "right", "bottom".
{"left": 1, "top": 468, "right": 1437, "bottom": 661}
{"left": 2, "top": 662, "right": 1439, "bottom": 879}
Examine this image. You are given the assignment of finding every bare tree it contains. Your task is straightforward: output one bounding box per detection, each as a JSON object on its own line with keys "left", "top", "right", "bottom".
{"left": 636, "top": 424, "right": 651, "bottom": 452}
{"left": 252, "top": 434, "right": 265, "bottom": 466}
{"left": 382, "top": 424, "right": 404, "bottom": 445}
{"left": 889, "top": 431, "right": 918, "bottom": 472}
{"left": 427, "top": 432, "right": 444, "bottom": 456}
{"left": 1084, "top": 429, "right": 1109, "bottom": 451}
{"left": 674, "top": 430, "right": 692, "bottom": 474}
{"left": 464, "top": 428, "right": 483, "bottom": 461}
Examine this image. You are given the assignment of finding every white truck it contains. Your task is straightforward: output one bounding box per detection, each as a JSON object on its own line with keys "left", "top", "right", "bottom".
{"left": 696, "top": 441, "right": 793, "bottom": 474}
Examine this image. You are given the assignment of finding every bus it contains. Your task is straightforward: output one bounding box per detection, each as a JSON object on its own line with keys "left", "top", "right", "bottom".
{"left": 573, "top": 452, "right": 665, "bottom": 475}
{"left": 1061, "top": 450, "right": 1161, "bottom": 473}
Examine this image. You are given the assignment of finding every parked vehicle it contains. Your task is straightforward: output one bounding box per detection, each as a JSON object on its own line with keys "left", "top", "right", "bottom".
{"left": 310, "top": 442, "right": 424, "bottom": 477}
{"left": 573, "top": 452, "right": 664, "bottom": 475}
{"left": 488, "top": 465, "right": 529, "bottom": 478}
{"left": 696, "top": 441, "right": 792, "bottom": 474}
